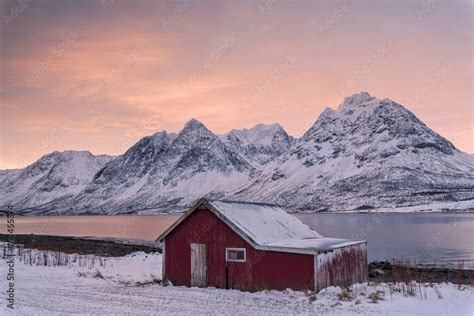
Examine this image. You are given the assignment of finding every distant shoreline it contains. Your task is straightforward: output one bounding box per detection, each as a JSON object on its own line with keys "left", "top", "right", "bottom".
{"left": 4, "top": 198, "right": 473, "bottom": 216}
{"left": 2, "top": 209, "right": 473, "bottom": 217}
{"left": 0, "top": 234, "right": 160, "bottom": 257}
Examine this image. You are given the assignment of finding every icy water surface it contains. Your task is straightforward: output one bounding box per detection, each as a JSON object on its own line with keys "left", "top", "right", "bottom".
{"left": 1, "top": 212, "right": 473, "bottom": 267}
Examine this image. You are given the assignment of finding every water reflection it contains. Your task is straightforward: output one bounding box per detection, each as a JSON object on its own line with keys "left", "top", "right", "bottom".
{"left": 0, "top": 215, "right": 180, "bottom": 241}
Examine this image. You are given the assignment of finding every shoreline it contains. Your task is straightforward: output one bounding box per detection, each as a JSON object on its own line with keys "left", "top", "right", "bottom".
{"left": 0, "top": 234, "right": 160, "bottom": 257}
{"left": 1, "top": 234, "right": 473, "bottom": 284}
{"left": 368, "top": 261, "right": 474, "bottom": 285}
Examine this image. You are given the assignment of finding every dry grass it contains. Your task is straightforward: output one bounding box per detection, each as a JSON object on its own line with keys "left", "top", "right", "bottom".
{"left": 368, "top": 290, "right": 384, "bottom": 303}
{"left": 337, "top": 288, "right": 353, "bottom": 301}
{"left": 2, "top": 244, "right": 107, "bottom": 269}
{"left": 305, "top": 290, "right": 317, "bottom": 303}
{"left": 93, "top": 270, "right": 104, "bottom": 279}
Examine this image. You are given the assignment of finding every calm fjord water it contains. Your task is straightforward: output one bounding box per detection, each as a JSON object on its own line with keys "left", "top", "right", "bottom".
{"left": 298, "top": 213, "right": 474, "bottom": 268}
{"left": 1, "top": 213, "right": 472, "bottom": 268}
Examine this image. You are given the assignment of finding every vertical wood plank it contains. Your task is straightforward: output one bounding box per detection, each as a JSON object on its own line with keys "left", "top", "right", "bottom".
{"left": 191, "top": 243, "right": 207, "bottom": 287}
{"left": 162, "top": 239, "right": 166, "bottom": 281}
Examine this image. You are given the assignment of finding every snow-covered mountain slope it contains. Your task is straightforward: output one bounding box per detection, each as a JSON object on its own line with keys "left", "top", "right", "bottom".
{"left": 221, "top": 123, "right": 296, "bottom": 165}
{"left": 232, "top": 92, "right": 474, "bottom": 211}
{"left": 0, "top": 169, "right": 21, "bottom": 185}
{"left": 40, "top": 119, "right": 255, "bottom": 214}
{"left": 3, "top": 92, "right": 473, "bottom": 214}
{"left": 0, "top": 151, "right": 113, "bottom": 211}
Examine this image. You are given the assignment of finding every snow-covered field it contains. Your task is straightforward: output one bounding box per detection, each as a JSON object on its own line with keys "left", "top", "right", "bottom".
{"left": 1, "top": 251, "right": 473, "bottom": 315}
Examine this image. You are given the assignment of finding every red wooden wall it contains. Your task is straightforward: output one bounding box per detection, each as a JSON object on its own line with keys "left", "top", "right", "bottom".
{"left": 164, "top": 206, "right": 315, "bottom": 292}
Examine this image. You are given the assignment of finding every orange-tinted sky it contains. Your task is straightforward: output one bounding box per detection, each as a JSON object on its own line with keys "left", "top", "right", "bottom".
{"left": 0, "top": 0, "right": 472, "bottom": 169}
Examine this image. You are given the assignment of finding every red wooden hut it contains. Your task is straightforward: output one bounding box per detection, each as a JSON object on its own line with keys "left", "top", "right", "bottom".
{"left": 156, "top": 198, "right": 367, "bottom": 292}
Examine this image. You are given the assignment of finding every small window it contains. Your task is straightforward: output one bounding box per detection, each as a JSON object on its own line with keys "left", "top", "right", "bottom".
{"left": 226, "top": 248, "right": 246, "bottom": 262}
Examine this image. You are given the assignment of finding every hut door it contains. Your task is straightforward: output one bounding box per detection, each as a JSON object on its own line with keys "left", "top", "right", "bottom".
{"left": 190, "top": 243, "right": 207, "bottom": 287}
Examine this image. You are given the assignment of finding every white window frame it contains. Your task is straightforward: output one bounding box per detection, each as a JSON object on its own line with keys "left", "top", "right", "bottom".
{"left": 225, "top": 248, "right": 246, "bottom": 262}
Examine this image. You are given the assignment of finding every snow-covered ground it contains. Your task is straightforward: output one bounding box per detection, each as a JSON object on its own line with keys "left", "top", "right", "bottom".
{"left": 0, "top": 251, "right": 473, "bottom": 315}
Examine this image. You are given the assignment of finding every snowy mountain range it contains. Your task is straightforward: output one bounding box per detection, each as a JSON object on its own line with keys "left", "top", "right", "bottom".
{"left": 1, "top": 92, "right": 473, "bottom": 215}
{"left": 0, "top": 151, "right": 113, "bottom": 211}
{"left": 233, "top": 92, "right": 474, "bottom": 211}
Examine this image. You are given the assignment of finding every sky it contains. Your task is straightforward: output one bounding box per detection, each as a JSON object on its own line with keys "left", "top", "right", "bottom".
{"left": 0, "top": 0, "right": 472, "bottom": 169}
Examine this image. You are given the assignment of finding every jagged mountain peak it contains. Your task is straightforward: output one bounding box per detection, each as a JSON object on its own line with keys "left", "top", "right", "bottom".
{"left": 37, "top": 149, "right": 94, "bottom": 160}
{"left": 24, "top": 150, "right": 111, "bottom": 179}
{"left": 23, "top": 150, "right": 99, "bottom": 177}
{"left": 243, "top": 123, "right": 284, "bottom": 132}
{"left": 226, "top": 123, "right": 287, "bottom": 142}
{"left": 338, "top": 91, "right": 377, "bottom": 110}
{"left": 303, "top": 92, "right": 382, "bottom": 141}
{"left": 303, "top": 94, "right": 456, "bottom": 156}
{"left": 164, "top": 119, "right": 253, "bottom": 176}
{"left": 0, "top": 150, "right": 111, "bottom": 210}
{"left": 169, "top": 118, "right": 216, "bottom": 150}
{"left": 93, "top": 130, "right": 176, "bottom": 184}
{"left": 119, "top": 133, "right": 168, "bottom": 162}
{"left": 181, "top": 120, "right": 212, "bottom": 135}
{"left": 148, "top": 131, "right": 177, "bottom": 152}
{"left": 183, "top": 118, "right": 207, "bottom": 130}
{"left": 223, "top": 123, "right": 295, "bottom": 165}
{"left": 150, "top": 130, "right": 176, "bottom": 138}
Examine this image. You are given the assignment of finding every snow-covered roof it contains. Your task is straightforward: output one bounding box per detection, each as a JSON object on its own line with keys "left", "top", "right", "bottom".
{"left": 265, "top": 238, "right": 364, "bottom": 251}
{"left": 156, "top": 198, "right": 365, "bottom": 255}
{"left": 209, "top": 200, "right": 321, "bottom": 245}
